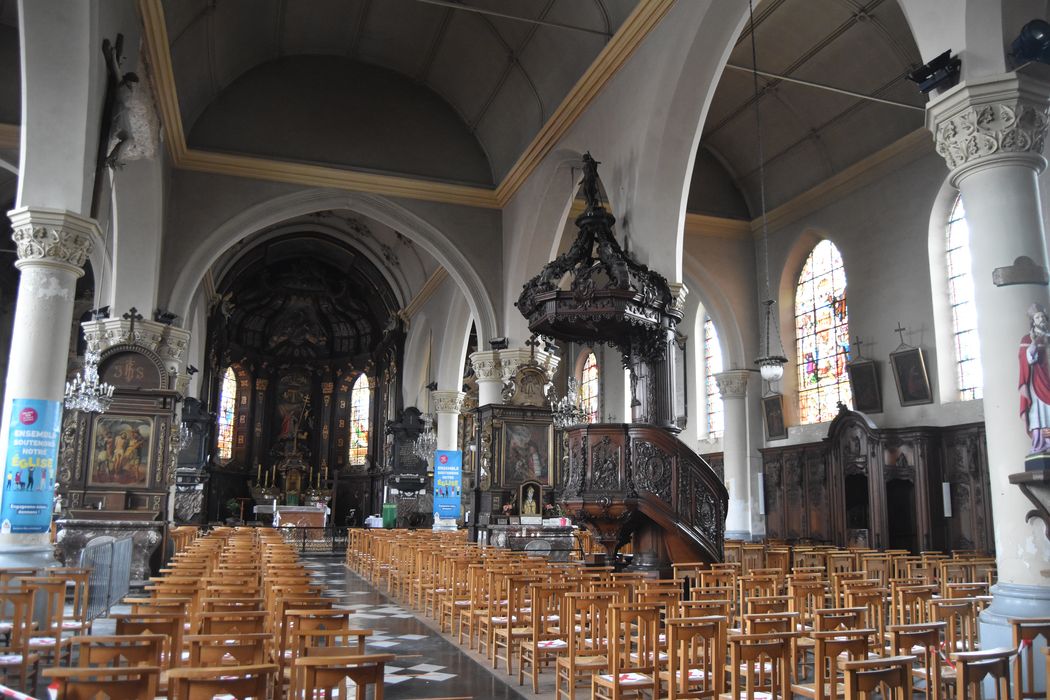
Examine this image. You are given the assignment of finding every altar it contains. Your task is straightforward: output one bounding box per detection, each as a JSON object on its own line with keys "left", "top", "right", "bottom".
{"left": 253, "top": 504, "right": 329, "bottom": 528}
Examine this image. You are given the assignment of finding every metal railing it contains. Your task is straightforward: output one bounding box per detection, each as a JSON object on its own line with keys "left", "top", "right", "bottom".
{"left": 80, "top": 535, "right": 133, "bottom": 619}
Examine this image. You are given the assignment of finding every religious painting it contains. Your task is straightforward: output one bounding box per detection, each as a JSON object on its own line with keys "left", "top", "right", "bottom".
{"left": 500, "top": 422, "right": 553, "bottom": 485}
{"left": 88, "top": 415, "right": 154, "bottom": 488}
{"left": 762, "top": 394, "right": 788, "bottom": 441}
{"left": 890, "top": 347, "right": 932, "bottom": 406}
{"left": 100, "top": 351, "right": 162, "bottom": 389}
{"left": 846, "top": 360, "right": 882, "bottom": 414}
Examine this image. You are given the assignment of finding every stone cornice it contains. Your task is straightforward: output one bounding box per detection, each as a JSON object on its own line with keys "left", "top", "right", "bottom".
{"left": 8, "top": 207, "right": 100, "bottom": 274}
{"left": 399, "top": 267, "right": 450, "bottom": 323}
{"left": 714, "top": 369, "right": 751, "bottom": 399}
{"left": 83, "top": 316, "right": 191, "bottom": 375}
{"left": 926, "top": 65, "right": 1050, "bottom": 183}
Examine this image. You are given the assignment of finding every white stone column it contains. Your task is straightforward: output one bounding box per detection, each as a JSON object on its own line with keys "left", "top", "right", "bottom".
{"left": 715, "top": 370, "right": 751, "bottom": 540}
{"left": 928, "top": 66, "right": 1050, "bottom": 655}
{"left": 432, "top": 391, "right": 466, "bottom": 452}
{"left": 431, "top": 390, "right": 465, "bottom": 530}
{"left": 0, "top": 208, "right": 97, "bottom": 562}
{"left": 470, "top": 351, "right": 504, "bottom": 408}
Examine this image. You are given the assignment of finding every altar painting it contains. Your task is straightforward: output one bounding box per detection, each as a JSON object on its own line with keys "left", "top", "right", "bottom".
{"left": 88, "top": 415, "right": 153, "bottom": 488}
{"left": 501, "top": 422, "right": 553, "bottom": 485}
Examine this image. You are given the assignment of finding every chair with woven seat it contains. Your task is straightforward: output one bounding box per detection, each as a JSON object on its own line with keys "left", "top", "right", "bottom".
{"left": 493, "top": 573, "right": 544, "bottom": 673}
{"left": 47, "top": 568, "right": 93, "bottom": 635}
{"left": 293, "top": 653, "right": 395, "bottom": 700}
{"left": 556, "top": 592, "right": 614, "bottom": 700}
{"left": 722, "top": 632, "right": 795, "bottom": 700}
{"left": 791, "top": 629, "right": 873, "bottom": 700}
{"left": 1011, "top": 616, "right": 1050, "bottom": 700}
{"left": 951, "top": 648, "right": 1014, "bottom": 700}
{"left": 42, "top": 666, "right": 160, "bottom": 700}
{"left": 167, "top": 663, "right": 277, "bottom": 700}
{"left": 592, "top": 602, "right": 661, "bottom": 700}
{"left": 520, "top": 581, "right": 577, "bottom": 693}
{"left": 112, "top": 613, "right": 184, "bottom": 669}
{"left": 660, "top": 615, "right": 725, "bottom": 700}
{"left": 0, "top": 588, "right": 39, "bottom": 692}
{"left": 886, "top": 621, "right": 946, "bottom": 700}
{"left": 841, "top": 655, "right": 916, "bottom": 699}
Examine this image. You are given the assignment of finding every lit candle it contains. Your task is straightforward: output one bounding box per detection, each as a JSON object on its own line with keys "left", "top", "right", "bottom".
{"left": 257, "top": 464, "right": 261, "bottom": 483}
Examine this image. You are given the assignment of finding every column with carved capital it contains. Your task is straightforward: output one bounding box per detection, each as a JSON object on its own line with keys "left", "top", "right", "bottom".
{"left": 928, "top": 65, "right": 1050, "bottom": 651}
{"left": 469, "top": 351, "right": 504, "bottom": 407}
{"left": 715, "top": 370, "right": 751, "bottom": 540}
{"left": 0, "top": 208, "right": 98, "bottom": 560}
{"left": 432, "top": 390, "right": 466, "bottom": 452}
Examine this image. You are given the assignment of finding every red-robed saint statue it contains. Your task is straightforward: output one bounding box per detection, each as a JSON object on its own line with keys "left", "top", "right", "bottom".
{"left": 1019, "top": 303, "right": 1050, "bottom": 452}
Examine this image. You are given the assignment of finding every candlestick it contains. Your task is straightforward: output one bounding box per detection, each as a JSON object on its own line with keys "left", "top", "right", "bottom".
{"left": 257, "top": 463, "right": 262, "bottom": 482}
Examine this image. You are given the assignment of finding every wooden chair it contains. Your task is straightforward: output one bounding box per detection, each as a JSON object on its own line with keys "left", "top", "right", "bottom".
{"left": 660, "top": 616, "right": 725, "bottom": 700}
{"left": 112, "top": 613, "right": 184, "bottom": 669}
{"left": 886, "top": 622, "right": 946, "bottom": 700}
{"left": 42, "top": 666, "right": 160, "bottom": 700}
{"left": 592, "top": 603, "right": 661, "bottom": 700}
{"left": 556, "top": 592, "right": 613, "bottom": 700}
{"left": 841, "top": 655, "right": 916, "bottom": 699}
{"left": 0, "top": 588, "right": 39, "bottom": 692}
{"left": 167, "top": 663, "right": 277, "bottom": 700}
{"left": 1011, "top": 617, "right": 1050, "bottom": 700}
{"left": 184, "top": 633, "right": 270, "bottom": 666}
{"left": 493, "top": 573, "right": 544, "bottom": 673}
{"left": 198, "top": 610, "right": 267, "bottom": 635}
{"left": 792, "top": 629, "right": 872, "bottom": 700}
{"left": 47, "top": 568, "right": 93, "bottom": 635}
{"left": 519, "top": 582, "right": 575, "bottom": 693}
{"left": 951, "top": 648, "right": 1014, "bottom": 700}
{"left": 68, "top": 634, "right": 165, "bottom": 674}
{"left": 723, "top": 632, "right": 794, "bottom": 700}
{"left": 293, "top": 653, "right": 395, "bottom": 700}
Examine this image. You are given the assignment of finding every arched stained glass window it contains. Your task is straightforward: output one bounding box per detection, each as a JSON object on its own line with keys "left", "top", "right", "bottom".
{"left": 217, "top": 366, "right": 237, "bottom": 461}
{"left": 580, "top": 352, "right": 600, "bottom": 423}
{"left": 795, "top": 240, "right": 852, "bottom": 424}
{"left": 348, "top": 374, "right": 370, "bottom": 465}
{"left": 704, "top": 317, "right": 724, "bottom": 437}
{"left": 946, "top": 196, "right": 983, "bottom": 400}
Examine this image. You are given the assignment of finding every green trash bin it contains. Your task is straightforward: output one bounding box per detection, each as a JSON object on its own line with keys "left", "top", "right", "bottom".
{"left": 382, "top": 503, "right": 397, "bottom": 529}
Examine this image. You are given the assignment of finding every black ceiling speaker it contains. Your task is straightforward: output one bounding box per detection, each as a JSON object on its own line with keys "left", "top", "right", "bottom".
{"left": 907, "top": 50, "right": 961, "bottom": 94}
{"left": 1011, "top": 19, "right": 1050, "bottom": 66}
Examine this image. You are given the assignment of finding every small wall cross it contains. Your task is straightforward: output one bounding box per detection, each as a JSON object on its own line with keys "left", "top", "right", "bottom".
{"left": 894, "top": 322, "right": 907, "bottom": 346}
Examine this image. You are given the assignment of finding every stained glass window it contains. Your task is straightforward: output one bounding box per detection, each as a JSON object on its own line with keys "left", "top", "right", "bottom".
{"left": 348, "top": 374, "right": 370, "bottom": 465}
{"left": 580, "top": 352, "right": 600, "bottom": 423}
{"left": 946, "top": 196, "right": 983, "bottom": 400}
{"left": 795, "top": 240, "right": 852, "bottom": 424}
{"left": 217, "top": 366, "right": 237, "bottom": 461}
{"left": 704, "top": 317, "right": 724, "bottom": 437}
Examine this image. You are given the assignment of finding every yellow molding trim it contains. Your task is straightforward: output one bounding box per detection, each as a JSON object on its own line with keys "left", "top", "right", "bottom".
{"left": 494, "top": 0, "right": 676, "bottom": 205}
{"left": 0, "top": 123, "right": 19, "bottom": 150}
{"left": 750, "top": 128, "right": 934, "bottom": 236}
{"left": 399, "top": 267, "right": 450, "bottom": 322}
{"left": 179, "top": 149, "right": 499, "bottom": 208}
{"left": 138, "top": 0, "right": 188, "bottom": 161}
{"left": 684, "top": 213, "right": 751, "bottom": 239}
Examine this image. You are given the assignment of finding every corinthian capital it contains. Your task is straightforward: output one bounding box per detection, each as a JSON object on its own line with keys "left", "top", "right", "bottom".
{"left": 431, "top": 390, "right": 466, "bottom": 415}
{"left": 714, "top": 370, "right": 751, "bottom": 399}
{"left": 8, "top": 207, "right": 99, "bottom": 274}
{"left": 470, "top": 350, "right": 503, "bottom": 381}
{"left": 927, "top": 67, "right": 1050, "bottom": 180}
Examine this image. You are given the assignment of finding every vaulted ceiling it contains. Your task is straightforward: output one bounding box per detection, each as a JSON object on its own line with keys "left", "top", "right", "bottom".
{"left": 163, "top": 0, "right": 638, "bottom": 184}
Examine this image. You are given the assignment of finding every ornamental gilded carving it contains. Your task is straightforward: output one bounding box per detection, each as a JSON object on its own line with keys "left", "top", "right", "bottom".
{"left": 934, "top": 101, "right": 1049, "bottom": 170}
{"left": 431, "top": 390, "right": 466, "bottom": 415}
{"left": 10, "top": 217, "right": 95, "bottom": 269}
{"left": 714, "top": 370, "right": 750, "bottom": 399}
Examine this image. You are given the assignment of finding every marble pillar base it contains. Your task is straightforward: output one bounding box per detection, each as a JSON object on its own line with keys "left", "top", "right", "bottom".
{"left": 431, "top": 517, "right": 458, "bottom": 532}
{"left": 979, "top": 581, "right": 1050, "bottom": 694}
{"left": 0, "top": 543, "right": 58, "bottom": 570}
{"left": 54, "top": 519, "right": 164, "bottom": 584}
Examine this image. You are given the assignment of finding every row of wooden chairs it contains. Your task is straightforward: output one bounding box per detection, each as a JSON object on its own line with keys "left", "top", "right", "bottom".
{"left": 348, "top": 529, "right": 1049, "bottom": 699}
{"left": 37, "top": 527, "right": 393, "bottom": 699}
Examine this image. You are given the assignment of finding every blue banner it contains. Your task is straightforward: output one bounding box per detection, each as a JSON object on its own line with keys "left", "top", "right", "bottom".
{"left": 433, "top": 450, "right": 462, "bottom": 520}
{"left": 0, "top": 399, "right": 62, "bottom": 534}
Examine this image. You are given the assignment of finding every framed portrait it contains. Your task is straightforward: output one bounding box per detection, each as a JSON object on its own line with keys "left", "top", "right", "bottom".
{"left": 762, "top": 394, "right": 788, "bottom": 441}
{"left": 500, "top": 421, "right": 554, "bottom": 485}
{"left": 890, "top": 347, "right": 933, "bottom": 406}
{"left": 846, "top": 360, "right": 882, "bottom": 414}
{"left": 87, "top": 415, "right": 154, "bottom": 488}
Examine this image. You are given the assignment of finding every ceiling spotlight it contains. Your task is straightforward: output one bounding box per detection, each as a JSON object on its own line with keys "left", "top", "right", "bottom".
{"left": 1011, "top": 19, "right": 1050, "bottom": 66}
{"left": 907, "top": 50, "right": 961, "bottom": 94}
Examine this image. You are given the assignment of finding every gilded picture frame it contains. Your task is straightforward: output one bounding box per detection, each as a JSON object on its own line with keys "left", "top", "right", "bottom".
{"left": 499, "top": 421, "right": 554, "bottom": 486}
{"left": 87, "top": 414, "right": 155, "bottom": 488}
